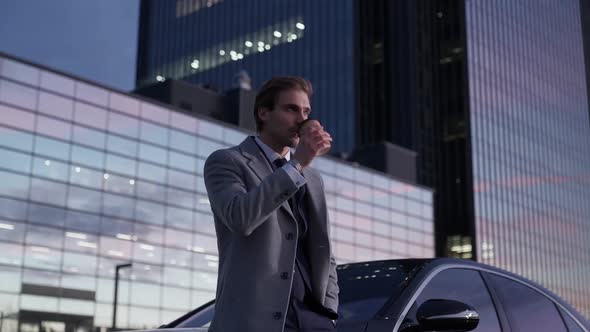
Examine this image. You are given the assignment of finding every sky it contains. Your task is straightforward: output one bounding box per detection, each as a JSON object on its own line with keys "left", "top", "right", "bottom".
{"left": 0, "top": 0, "right": 140, "bottom": 92}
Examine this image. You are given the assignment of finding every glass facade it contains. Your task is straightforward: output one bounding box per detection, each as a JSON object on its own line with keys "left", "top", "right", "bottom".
{"left": 466, "top": 0, "right": 590, "bottom": 318}
{"left": 0, "top": 54, "right": 433, "bottom": 331}
{"left": 136, "top": 0, "right": 355, "bottom": 154}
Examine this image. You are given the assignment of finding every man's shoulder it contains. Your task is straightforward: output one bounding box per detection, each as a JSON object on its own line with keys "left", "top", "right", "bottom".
{"left": 206, "top": 145, "right": 242, "bottom": 162}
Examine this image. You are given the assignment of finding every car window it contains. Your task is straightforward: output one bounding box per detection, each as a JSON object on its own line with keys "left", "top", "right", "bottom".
{"left": 487, "top": 274, "right": 568, "bottom": 332}
{"left": 557, "top": 307, "right": 585, "bottom": 332}
{"left": 336, "top": 260, "right": 423, "bottom": 324}
{"left": 401, "top": 268, "right": 502, "bottom": 332}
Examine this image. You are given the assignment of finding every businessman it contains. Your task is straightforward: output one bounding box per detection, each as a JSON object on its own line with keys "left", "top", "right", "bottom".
{"left": 204, "top": 76, "right": 339, "bottom": 332}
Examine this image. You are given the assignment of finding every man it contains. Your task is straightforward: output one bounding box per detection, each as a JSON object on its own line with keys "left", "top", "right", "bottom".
{"left": 204, "top": 76, "right": 339, "bottom": 332}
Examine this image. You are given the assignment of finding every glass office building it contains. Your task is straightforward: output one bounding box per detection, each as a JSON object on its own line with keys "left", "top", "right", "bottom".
{"left": 0, "top": 53, "right": 434, "bottom": 332}
{"left": 355, "top": 0, "right": 590, "bottom": 318}
{"left": 136, "top": 0, "right": 355, "bottom": 154}
{"left": 466, "top": 0, "right": 590, "bottom": 318}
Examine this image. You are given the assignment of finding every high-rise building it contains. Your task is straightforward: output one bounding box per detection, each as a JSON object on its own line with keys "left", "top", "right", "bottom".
{"left": 360, "top": 0, "right": 590, "bottom": 318}
{"left": 136, "top": 0, "right": 356, "bottom": 154}
{"left": 0, "top": 53, "right": 433, "bottom": 332}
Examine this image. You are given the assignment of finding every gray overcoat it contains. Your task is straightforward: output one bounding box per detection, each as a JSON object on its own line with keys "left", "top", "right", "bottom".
{"left": 203, "top": 137, "right": 339, "bottom": 332}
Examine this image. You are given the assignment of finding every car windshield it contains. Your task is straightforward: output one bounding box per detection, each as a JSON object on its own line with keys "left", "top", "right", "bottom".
{"left": 336, "top": 260, "right": 424, "bottom": 323}
{"left": 169, "top": 260, "right": 425, "bottom": 328}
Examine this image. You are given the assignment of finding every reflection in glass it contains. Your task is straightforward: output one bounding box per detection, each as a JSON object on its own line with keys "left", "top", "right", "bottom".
{"left": 167, "top": 187, "right": 194, "bottom": 210}
{"left": 1, "top": 58, "right": 39, "bottom": 85}
{"left": 0, "top": 265, "right": 22, "bottom": 292}
{"left": 138, "top": 162, "right": 166, "bottom": 183}
{"left": 107, "top": 134, "right": 138, "bottom": 157}
{"left": 106, "top": 154, "right": 136, "bottom": 177}
{"left": 70, "top": 165, "right": 103, "bottom": 189}
{"left": 141, "top": 102, "right": 169, "bottom": 125}
{"left": 139, "top": 142, "right": 167, "bottom": 164}
{"left": 168, "top": 150, "right": 196, "bottom": 173}
{"left": 102, "top": 193, "right": 135, "bottom": 219}
{"left": 0, "top": 170, "right": 29, "bottom": 199}
{"left": 140, "top": 121, "right": 169, "bottom": 146}
{"left": 64, "top": 231, "right": 98, "bottom": 255}
{"left": 24, "top": 245, "right": 62, "bottom": 271}
{"left": 192, "top": 271, "right": 217, "bottom": 292}
{"left": 71, "top": 145, "right": 104, "bottom": 169}
{"left": 166, "top": 206, "right": 193, "bottom": 231}
{"left": 0, "top": 126, "right": 34, "bottom": 152}
{"left": 38, "top": 91, "right": 74, "bottom": 120}
{"left": 101, "top": 217, "right": 134, "bottom": 239}
{"left": 40, "top": 70, "right": 75, "bottom": 96}
{"left": 66, "top": 210, "right": 101, "bottom": 233}
{"left": 36, "top": 115, "right": 71, "bottom": 141}
{"left": 0, "top": 196, "right": 28, "bottom": 220}
{"left": 30, "top": 178, "right": 67, "bottom": 206}
{"left": 60, "top": 298, "right": 95, "bottom": 316}
{"left": 0, "top": 242, "right": 23, "bottom": 266}
{"left": 131, "top": 263, "right": 163, "bottom": 283}
{"left": 0, "top": 148, "right": 31, "bottom": 173}
{"left": 27, "top": 202, "right": 66, "bottom": 227}
{"left": 135, "top": 200, "right": 165, "bottom": 225}
{"left": 163, "top": 265, "right": 191, "bottom": 288}
{"left": 168, "top": 168, "right": 196, "bottom": 191}
{"left": 135, "top": 180, "right": 165, "bottom": 201}
{"left": 62, "top": 252, "right": 97, "bottom": 275}
{"left": 32, "top": 157, "right": 68, "bottom": 181}
{"left": 34, "top": 136, "right": 70, "bottom": 161}
{"left": 68, "top": 186, "right": 102, "bottom": 213}
{"left": 0, "top": 79, "right": 37, "bottom": 110}
{"left": 165, "top": 227, "right": 192, "bottom": 249}
{"left": 74, "top": 101, "right": 107, "bottom": 129}
{"left": 99, "top": 237, "right": 132, "bottom": 260}
{"left": 171, "top": 112, "right": 198, "bottom": 132}
{"left": 134, "top": 223, "right": 164, "bottom": 245}
{"left": 0, "top": 219, "right": 25, "bottom": 243}
{"left": 76, "top": 82, "right": 108, "bottom": 107}
{"left": 20, "top": 294, "right": 59, "bottom": 312}
{"left": 164, "top": 247, "right": 192, "bottom": 269}
{"left": 108, "top": 112, "right": 139, "bottom": 138}
{"left": 73, "top": 125, "right": 106, "bottom": 149}
{"left": 162, "top": 286, "right": 191, "bottom": 311}
{"left": 129, "top": 306, "right": 160, "bottom": 329}
{"left": 132, "top": 242, "right": 163, "bottom": 265}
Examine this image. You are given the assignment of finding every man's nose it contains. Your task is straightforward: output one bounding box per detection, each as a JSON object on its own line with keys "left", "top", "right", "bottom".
{"left": 297, "top": 110, "right": 307, "bottom": 121}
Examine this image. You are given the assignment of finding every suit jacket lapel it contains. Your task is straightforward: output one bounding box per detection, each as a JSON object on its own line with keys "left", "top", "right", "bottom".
{"left": 239, "top": 137, "right": 296, "bottom": 220}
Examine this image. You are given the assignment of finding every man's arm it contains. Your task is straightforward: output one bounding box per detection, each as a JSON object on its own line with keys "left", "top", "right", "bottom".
{"left": 203, "top": 149, "right": 299, "bottom": 237}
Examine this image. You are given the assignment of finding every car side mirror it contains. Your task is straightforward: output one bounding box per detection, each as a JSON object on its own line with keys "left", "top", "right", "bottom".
{"left": 416, "top": 299, "right": 479, "bottom": 332}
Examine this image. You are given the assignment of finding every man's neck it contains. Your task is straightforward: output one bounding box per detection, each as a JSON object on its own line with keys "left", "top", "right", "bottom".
{"left": 258, "top": 133, "right": 290, "bottom": 157}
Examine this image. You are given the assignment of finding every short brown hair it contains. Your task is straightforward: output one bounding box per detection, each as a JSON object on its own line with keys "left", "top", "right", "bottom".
{"left": 253, "top": 76, "right": 313, "bottom": 132}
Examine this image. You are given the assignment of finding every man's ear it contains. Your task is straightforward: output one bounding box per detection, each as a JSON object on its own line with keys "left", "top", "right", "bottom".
{"left": 258, "top": 107, "right": 271, "bottom": 122}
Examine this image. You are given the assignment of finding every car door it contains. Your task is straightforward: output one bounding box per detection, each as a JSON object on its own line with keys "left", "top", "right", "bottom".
{"left": 485, "top": 273, "right": 569, "bottom": 332}
{"left": 398, "top": 267, "right": 503, "bottom": 332}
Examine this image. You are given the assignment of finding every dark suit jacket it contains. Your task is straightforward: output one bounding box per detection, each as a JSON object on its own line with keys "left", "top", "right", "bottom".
{"left": 203, "top": 137, "right": 339, "bottom": 332}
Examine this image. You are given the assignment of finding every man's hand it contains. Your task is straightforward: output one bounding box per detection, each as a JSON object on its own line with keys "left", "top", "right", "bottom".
{"left": 293, "top": 119, "right": 332, "bottom": 168}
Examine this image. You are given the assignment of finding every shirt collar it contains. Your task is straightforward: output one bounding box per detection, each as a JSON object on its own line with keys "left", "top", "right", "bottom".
{"left": 254, "top": 136, "right": 291, "bottom": 162}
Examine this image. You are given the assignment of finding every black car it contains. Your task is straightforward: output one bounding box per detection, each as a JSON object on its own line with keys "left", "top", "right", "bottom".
{"left": 153, "top": 258, "right": 589, "bottom": 332}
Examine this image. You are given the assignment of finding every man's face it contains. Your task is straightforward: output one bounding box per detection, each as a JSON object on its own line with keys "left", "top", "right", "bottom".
{"left": 259, "top": 89, "right": 311, "bottom": 148}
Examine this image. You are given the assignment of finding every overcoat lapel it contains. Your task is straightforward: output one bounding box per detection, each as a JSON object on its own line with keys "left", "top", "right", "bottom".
{"left": 238, "top": 137, "right": 297, "bottom": 221}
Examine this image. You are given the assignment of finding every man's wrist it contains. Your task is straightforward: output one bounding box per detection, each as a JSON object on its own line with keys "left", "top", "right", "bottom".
{"left": 289, "top": 158, "right": 305, "bottom": 173}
